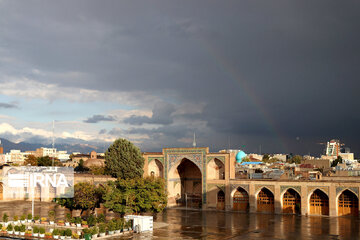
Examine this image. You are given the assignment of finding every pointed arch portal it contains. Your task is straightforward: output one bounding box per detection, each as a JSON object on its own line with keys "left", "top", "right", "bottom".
{"left": 338, "top": 190, "right": 359, "bottom": 216}
{"left": 233, "top": 187, "right": 249, "bottom": 211}
{"left": 257, "top": 188, "right": 274, "bottom": 213}
{"left": 309, "top": 189, "right": 329, "bottom": 215}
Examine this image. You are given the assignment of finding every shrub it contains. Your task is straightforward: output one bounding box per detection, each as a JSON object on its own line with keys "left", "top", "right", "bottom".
{"left": 39, "top": 227, "right": 45, "bottom": 234}
{"left": 65, "top": 229, "right": 72, "bottom": 237}
{"left": 75, "top": 217, "right": 82, "bottom": 224}
{"left": 33, "top": 226, "right": 39, "bottom": 233}
{"left": 97, "top": 214, "right": 105, "bottom": 223}
{"left": 13, "top": 215, "right": 18, "bottom": 221}
{"left": 98, "top": 223, "right": 106, "bottom": 233}
{"left": 60, "top": 229, "right": 65, "bottom": 236}
{"left": 90, "top": 226, "right": 98, "bottom": 235}
{"left": 2, "top": 213, "right": 8, "bottom": 222}
{"left": 81, "top": 220, "right": 87, "bottom": 225}
{"left": 52, "top": 229, "right": 60, "bottom": 236}
{"left": 14, "top": 226, "right": 20, "bottom": 232}
{"left": 72, "top": 232, "right": 80, "bottom": 239}
{"left": 20, "top": 214, "right": 26, "bottom": 220}
{"left": 48, "top": 210, "right": 55, "bottom": 221}
{"left": 107, "top": 221, "right": 115, "bottom": 231}
{"left": 7, "top": 224, "right": 13, "bottom": 231}
{"left": 34, "top": 215, "right": 40, "bottom": 221}
{"left": 20, "top": 225, "right": 26, "bottom": 232}
{"left": 27, "top": 213, "right": 32, "bottom": 220}
{"left": 65, "top": 213, "right": 72, "bottom": 223}
{"left": 87, "top": 215, "right": 96, "bottom": 226}
{"left": 82, "top": 228, "right": 91, "bottom": 234}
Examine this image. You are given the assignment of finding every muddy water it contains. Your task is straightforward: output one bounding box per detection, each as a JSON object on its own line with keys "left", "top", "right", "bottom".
{"left": 0, "top": 202, "right": 358, "bottom": 239}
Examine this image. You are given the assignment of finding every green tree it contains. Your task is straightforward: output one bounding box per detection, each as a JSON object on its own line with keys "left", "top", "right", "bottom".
{"left": 103, "top": 177, "right": 167, "bottom": 216}
{"left": 37, "top": 156, "right": 63, "bottom": 166}
{"left": 331, "top": 156, "right": 343, "bottom": 167}
{"left": 263, "top": 157, "right": 280, "bottom": 163}
{"left": 262, "top": 154, "right": 270, "bottom": 162}
{"left": 74, "top": 159, "right": 89, "bottom": 172}
{"left": 73, "top": 182, "right": 97, "bottom": 214}
{"left": 288, "top": 155, "right": 303, "bottom": 164}
{"left": 24, "top": 155, "right": 38, "bottom": 166}
{"left": 105, "top": 138, "right": 144, "bottom": 179}
{"left": 56, "top": 182, "right": 103, "bottom": 214}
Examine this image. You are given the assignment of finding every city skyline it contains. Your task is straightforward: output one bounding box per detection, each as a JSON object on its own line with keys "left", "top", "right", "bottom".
{"left": 0, "top": 1, "right": 359, "bottom": 155}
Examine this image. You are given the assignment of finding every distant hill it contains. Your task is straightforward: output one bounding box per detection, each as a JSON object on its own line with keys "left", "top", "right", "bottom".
{"left": 0, "top": 138, "right": 108, "bottom": 154}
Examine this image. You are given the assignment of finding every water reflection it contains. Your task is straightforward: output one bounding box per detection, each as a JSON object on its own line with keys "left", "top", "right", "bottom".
{"left": 0, "top": 202, "right": 359, "bottom": 239}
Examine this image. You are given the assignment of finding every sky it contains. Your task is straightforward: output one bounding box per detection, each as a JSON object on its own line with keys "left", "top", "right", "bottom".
{"left": 0, "top": 0, "right": 359, "bottom": 156}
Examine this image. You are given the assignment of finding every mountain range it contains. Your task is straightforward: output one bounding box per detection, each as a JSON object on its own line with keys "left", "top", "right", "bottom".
{"left": 0, "top": 138, "right": 108, "bottom": 154}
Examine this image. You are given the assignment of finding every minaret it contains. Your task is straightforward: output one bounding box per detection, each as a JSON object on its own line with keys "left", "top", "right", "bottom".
{"left": 192, "top": 132, "right": 196, "bottom": 148}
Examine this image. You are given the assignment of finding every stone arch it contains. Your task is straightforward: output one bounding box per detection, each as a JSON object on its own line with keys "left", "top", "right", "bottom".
{"left": 281, "top": 188, "right": 301, "bottom": 214}
{"left": 167, "top": 158, "right": 202, "bottom": 208}
{"left": 232, "top": 187, "right": 249, "bottom": 211}
{"left": 217, "top": 190, "right": 225, "bottom": 210}
{"left": 148, "top": 159, "right": 164, "bottom": 178}
{"left": 337, "top": 189, "right": 359, "bottom": 217}
{"left": 256, "top": 187, "right": 274, "bottom": 213}
{"left": 308, "top": 189, "right": 329, "bottom": 216}
{"left": 207, "top": 158, "right": 225, "bottom": 180}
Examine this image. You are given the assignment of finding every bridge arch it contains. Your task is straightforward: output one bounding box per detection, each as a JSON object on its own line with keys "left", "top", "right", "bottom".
{"left": 336, "top": 189, "right": 359, "bottom": 217}
{"left": 308, "top": 189, "right": 329, "bottom": 216}
{"left": 281, "top": 188, "right": 301, "bottom": 214}
{"left": 231, "top": 187, "right": 249, "bottom": 211}
{"left": 256, "top": 187, "right": 274, "bottom": 213}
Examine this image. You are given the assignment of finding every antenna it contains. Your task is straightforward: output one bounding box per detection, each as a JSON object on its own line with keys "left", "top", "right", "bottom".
{"left": 192, "top": 132, "right": 196, "bottom": 147}
{"left": 52, "top": 120, "right": 55, "bottom": 149}
{"left": 52, "top": 120, "right": 55, "bottom": 166}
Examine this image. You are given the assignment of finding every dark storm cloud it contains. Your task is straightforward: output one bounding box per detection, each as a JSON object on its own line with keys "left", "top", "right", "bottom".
{"left": 98, "top": 129, "right": 107, "bottom": 134}
{"left": 0, "top": 102, "right": 18, "bottom": 109}
{"left": 108, "top": 128, "right": 123, "bottom": 136}
{"left": 123, "top": 102, "right": 175, "bottom": 125}
{"left": 1, "top": 0, "right": 360, "bottom": 155}
{"left": 84, "top": 115, "right": 116, "bottom": 123}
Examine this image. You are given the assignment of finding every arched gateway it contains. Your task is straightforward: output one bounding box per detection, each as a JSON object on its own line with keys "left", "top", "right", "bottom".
{"left": 168, "top": 158, "right": 202, "bottom": 208}
{"left": 338, "top": 190, "right": 359, "bottom": 216}
{"left": 283, "top": 188, "right": 301, "bottom": 214}
{"left": 257, "top": 188, "right": 274, "bottom": 213}
{"left": 233, "top": 187, "right": 249, "bottom": 211}
{"left": 309, "top": 189, "right": 329, "bottom": 215}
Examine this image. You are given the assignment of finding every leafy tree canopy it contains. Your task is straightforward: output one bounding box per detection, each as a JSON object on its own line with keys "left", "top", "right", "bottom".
{"left": 103, "top": 177, "right": 167, "bottom": 216}
{"left": 287, "top": 155, "right": 303, "bottom": 164}
{"left": 56, "top": 182, "right": 104, "bottom": 214}
{"left": 105, "top": 138, "right": 144, "bottom": 179}
{"left": 24, "top": 155, "right": 62, "bottom": 166}
{"left": 331, "top": 156, "right": 343, "bottom": 167}
{"left": 24, "top": 155, "right": 38, "bottom": 166}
